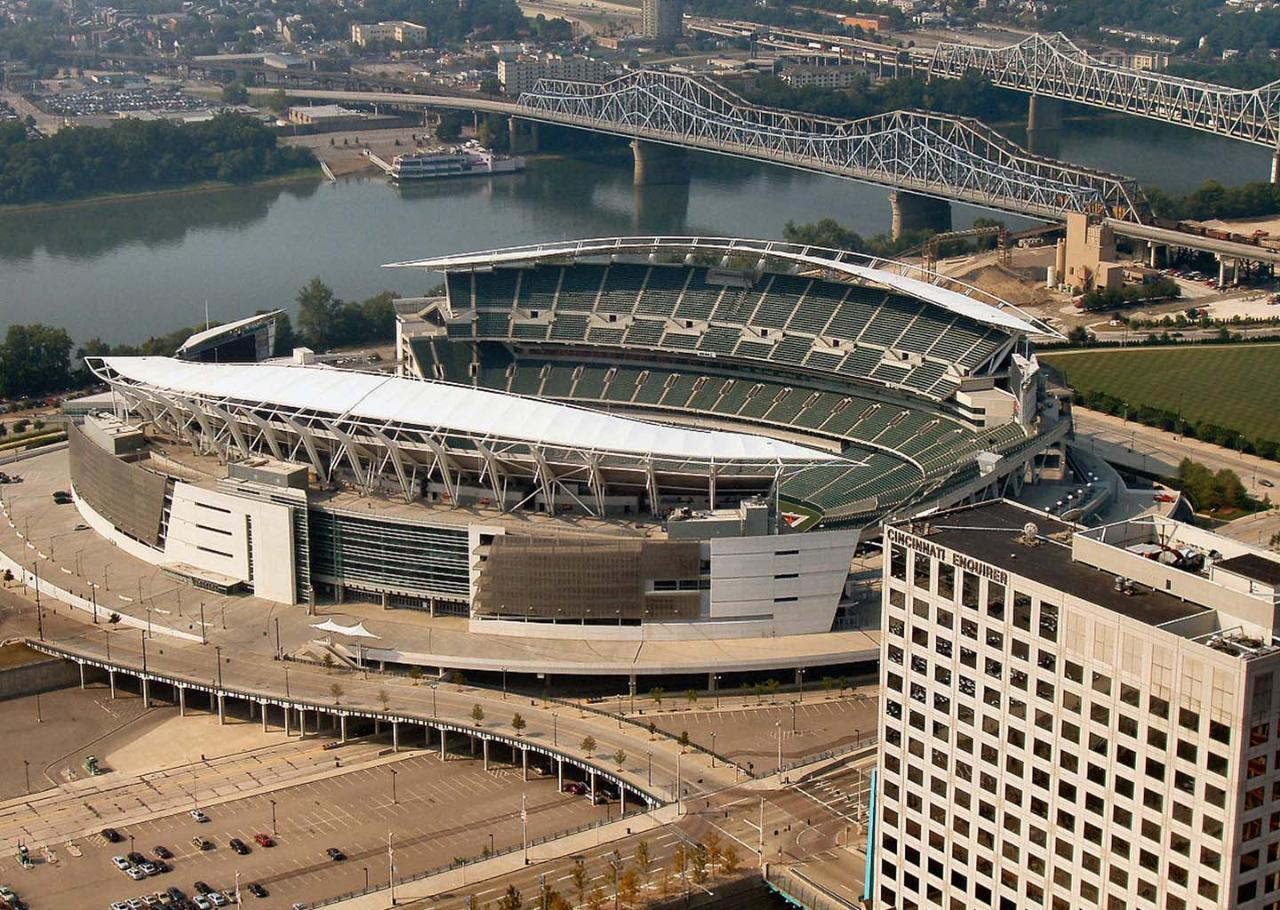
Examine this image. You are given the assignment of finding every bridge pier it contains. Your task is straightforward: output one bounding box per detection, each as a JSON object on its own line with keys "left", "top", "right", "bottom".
{"left": 631, "top": 140, "right": 690, "bottom": 186}
{"left": 508, "top": 117, "right": 539, "bottom": 155}
{"left": 1272, "top": 151, "right": 1279, "bottom": 185}
{"left": 889, "top": 191, "right": 952, "bottom": 241}
{"left": 1027, "top": 95, "right": 1063, "bottom": 133}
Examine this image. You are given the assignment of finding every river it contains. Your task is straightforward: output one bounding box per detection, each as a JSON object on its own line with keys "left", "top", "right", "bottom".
{"left": 0, "top": 115, "right": 1270, "bottom": 345}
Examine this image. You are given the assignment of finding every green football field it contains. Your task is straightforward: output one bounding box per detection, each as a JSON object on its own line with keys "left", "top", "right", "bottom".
{"left": 1040, "top": 344, "right": 1280, "bottom": 443}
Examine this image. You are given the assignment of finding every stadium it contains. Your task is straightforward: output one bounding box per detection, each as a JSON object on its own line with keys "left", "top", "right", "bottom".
{"left": 69, "top": 236, "right": 1070, "bottom": 664}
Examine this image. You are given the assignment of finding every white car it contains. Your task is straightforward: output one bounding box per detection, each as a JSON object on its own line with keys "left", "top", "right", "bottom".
{"left": 208, "top": 891, "right": 228, "bottom": 907}
{"left": 192, "top": 896, "right": 213, "bottom": 910}
{"left": 189, "top": 809, "right": 210, "bottom": 823}
{"left": 110, "top": 902, "right": 130, "bottom": 910}
{"left": 127, "top": 900, "right": 145, "bottom": 910}
{"left": 112, "top": 856, "right": 132, "bottom": 871}
{"left": 126, "top": 867, "right": 147, "bottom": 881}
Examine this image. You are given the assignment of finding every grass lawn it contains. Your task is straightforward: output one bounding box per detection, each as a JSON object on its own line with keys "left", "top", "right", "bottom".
{"left": 1041, "top": 345, "right": 1280, "bottom": 443}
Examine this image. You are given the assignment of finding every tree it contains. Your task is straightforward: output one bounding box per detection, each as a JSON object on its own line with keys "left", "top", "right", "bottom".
{"left": 649, "top": 686, "right": 664, "bottom": 708}
{"left": 678, "top": 730, "right": 690, "bottom": 750}
{"left": 222, "top": 81, "right": 249, "bottom": 104}
{"left": 690, "top": 843, "right": 709, "bottom": 884}
{"left": 267, "top": 88, "right": 289, "bottom": 115}
{"left": 377, "top": 689, "right": 390, "bottom": 711}
{"left": 704, "top": 831, "right": 722, "bottom": 872}
{"left": 435, "top": 112, "right": 464, "bottom": 141}
{"left": 585, "top": 887, "right": 604, "bottom": 910}
{"left": 618, "top": 868, "right": 639, "bottom": 907}
{"left": 329, "top": 682, "right": 344, "bottom": 705}
{"left": 720, "top": 845, "right": 741, "bottom": 875}
{"left": 496, "top": 884, "right": 522, "bottom": 910}
{"left": 472, "top": 703, "right": 485, "bottom": 726}
{"left": 581, "top": 735, "right": 596, "bottom": 756}
{"left": 570, "top": 857, "right": 588, "bottom": 907}
{"left": 685, "top": 689, "right": 698, "bottom": 708}
{"left": 480, "top": 75, "right": 502, "bottom": 95}
{"left": 613, "top": 748, "right": 627, "bottom": 769}
{"left": 0, "top": 324, "right": 74, "bottom": 399}
{"left": 295, "top": 277, "right": 341, "bottom": 351}
{"left": 408, "top": 666, "right": 422, "bottom": 686}
{"left": 511, "top": 712, "right": 526, "bottom": 736}
{"left": 752, "top": 682, "right": 766, "bottom": 704}
{"left": 764, "top": 678, "right": 780, "bottom": 703}
{"left": 634, "top": 839, "right": 651, "bottom": 881}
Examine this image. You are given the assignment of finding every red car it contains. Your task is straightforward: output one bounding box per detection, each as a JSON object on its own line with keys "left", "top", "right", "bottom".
{"left": 253, "top": 834, "right": 274, "bottom": 848}
{"left": 562, "top": 782, "right": 587, "bottom": 796}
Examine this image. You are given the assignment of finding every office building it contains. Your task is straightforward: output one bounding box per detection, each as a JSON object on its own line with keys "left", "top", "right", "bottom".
{"left": 641, "top": 0, "right": 683, "bottom": 41}
{"left": 875, "top": 500, "right": 1280, "bottom": 909}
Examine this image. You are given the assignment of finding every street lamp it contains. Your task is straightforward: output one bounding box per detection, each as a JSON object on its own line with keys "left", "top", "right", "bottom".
{"left": 775, "top": 722, "right": 782, "bottom": 776}
{"left": 501, "top": 667, "right": 507, "bottom": 700}
{"left": 647, "top": 751, "right": 652, "bottom": 786}
{"left": 710, "top": 732, "right": 716, "bottom": 768}
{"left": 214, "top": 645, "right": 223, "bottom": 689}
{"left": 23, "top": 759, "right": 29, "bottom": 795}
{"left": 283, "top": 665, "right": 291, "bottom": 700}
{"left": 390, "top": 767, "right": 398, "bottom": 805}
{"left": 270, "top": 799, "right": 277, "bottom": 835}
{"left": 797, "top": 668, "right": 805, "bottom": 703}
{"left": 488, "top": 832, "right": 494, "bottom": 855}
{"left": 713, "top": 675, "right": 721, "bottom": 710}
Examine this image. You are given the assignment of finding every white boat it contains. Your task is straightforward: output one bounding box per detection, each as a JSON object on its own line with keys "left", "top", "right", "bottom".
{"left": 389, "top": 146, "right": 525, "bottom": 180}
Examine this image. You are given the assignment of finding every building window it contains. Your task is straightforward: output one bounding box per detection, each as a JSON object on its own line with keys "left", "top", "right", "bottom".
{"left": 962, "top": 573, "right": 981, "bottom": 610}
{"left": 938, "top": 563, "right": 955, "bottom": 600}
{"left": 890, "top": 545, "right": 907, "bottom": 580}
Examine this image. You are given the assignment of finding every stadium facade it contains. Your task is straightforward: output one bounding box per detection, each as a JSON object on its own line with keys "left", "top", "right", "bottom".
{"left": 71, "top": 237, "right": 1071, "bottom": 646}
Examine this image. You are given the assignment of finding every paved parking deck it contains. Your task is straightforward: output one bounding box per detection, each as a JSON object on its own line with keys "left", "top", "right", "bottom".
{"left": 2, "top": 751, "right": 611, "bottom": 910}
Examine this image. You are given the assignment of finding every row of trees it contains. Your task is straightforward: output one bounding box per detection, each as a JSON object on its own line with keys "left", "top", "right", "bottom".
{"left": 1145, "top": 180, "right": 1280, "bottom": 223}
{"left": 1074, "top": 387, "right": 1280, "bottom": 462}
{"left": 294, "top": 278, "right": 398, "bottom": 353}
{"left": 781, "top": 216, "right": 1005, "bottom": 261}
{"left": 745, "top": 71, "right": 1027, "bottom": 124}
{"left": 0, "top": 113, "right": 316, "bottom": 206}
{"left": 1078, "top": 277, "right": 1180, "bottom": 312}
{"left": 471, "top": 835, "right": 742, "bottom": 910}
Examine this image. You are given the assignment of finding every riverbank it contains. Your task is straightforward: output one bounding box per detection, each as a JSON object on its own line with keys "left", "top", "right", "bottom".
{"left": 0, "top": 167, "right": 323, "bottom": 216}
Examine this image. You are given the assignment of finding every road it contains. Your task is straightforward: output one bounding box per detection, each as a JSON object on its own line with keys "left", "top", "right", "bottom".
{"left": 1072, "top": 406, "right": 1280, "bottom": 498}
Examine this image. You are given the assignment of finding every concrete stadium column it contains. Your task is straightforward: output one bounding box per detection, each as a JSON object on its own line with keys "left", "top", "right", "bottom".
{"left": 440, "top": 727, "right": 447, "bottom": 761}
{"left": 708, "top": 672, "right": 717, "bottom": 691}
{"left": 631, "top": 140, "right": 690, "bottom": 186}
{"left": 889, "top": 191, "right": 952, "bottom": 241}
{"left": 1027, "top": 94, "right": 1063, "bottom": 132}
{"left": 590, "top": 769, "right": 597, "bottom": 803}
{"left": 142, "top": 677, "right": 150, "bottom": 708}
{"left": 298, "top": 709, "right": 306, "bottom": 737}
{"left": 79, "top": 663, "right": 86, "bottom": 689}
{"left": 1271, "top": 150, "right": 1279, "bottom": 185}
{"left": 284, "top": 707, "right": 291, "bottom": 737}
{"left": 108, "top": 669, "right": 116, "bottom": 699}
{"left": 522, "top": 746, "right": 528, "bottom": 781}
{"left": 178, "top": 686, "right": 186, "bottom": 716}
{"left": 483, "top": 738, "right": 490, "bottom": 771}
{"left": 620, "top": 787, "right": 625, "bottom": 815}
{"left": 261, "top": 703, "right": 269, "bottom": 733}
{"left": 508, "top": 117, "right": 540, "bottom": 155}
{"left": 1149, "top": 243, "right": 1164, "bottom": 269}
{"left": 392, "top": 721, "right": 399, "bottom": 753}
{"left": 217, "top": 694, "right": 225, "bottom": 725}
{"left": 339, "top": 714, "right": 348, "bottom": 744}
{"left": 557, "top": 757, "right": 563, "bottom": 791}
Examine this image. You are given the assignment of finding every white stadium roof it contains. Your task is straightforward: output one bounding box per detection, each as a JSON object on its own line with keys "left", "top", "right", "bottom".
{"left": 176, "top": 310, "right": 283, "bottom": 357}
{"left": 100, "top": 357, "right": 838, "bottom": 463}
{"left": 384, "top": 235, "right": 1058, "bottom": 338}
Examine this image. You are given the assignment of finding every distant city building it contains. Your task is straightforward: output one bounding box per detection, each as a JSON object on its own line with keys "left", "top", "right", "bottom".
{"left": 641, "top": 0, "right": 683, "bottom": 41}
{"left": 779, "top": 63, "right": 862, "bottom": 89}
{"left": 875, "top": 501, "right": 1280, "bottom": 910}
{"left": 287, "top": 104, "right": 366, "bottom": 128}
{"left": 497, "top": 55, "right": 613, "bottom": 96}
{"left": 1098, "top": 48, "right": 1170, "bottom": 72}
{"left": 350, "top": 20, "right": 427, "bottom": 47}
{"left": 841, "top": 13, "right": 892, "bottom": 32}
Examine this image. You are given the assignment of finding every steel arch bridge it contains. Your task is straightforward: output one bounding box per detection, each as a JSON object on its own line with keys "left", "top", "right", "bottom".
{"left": 517, "top": 70, "right": 1148, "bottom": 222}
{"left": 929, "top": 32, "right": 1280, "bottom": 151}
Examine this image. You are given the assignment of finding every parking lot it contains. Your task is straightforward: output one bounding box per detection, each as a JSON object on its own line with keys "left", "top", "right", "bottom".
{"left": 34, "top": 88, "right": 212, "bottom": 117}
{"left": 0, "top": 751, "right": 612, "bottom": 909}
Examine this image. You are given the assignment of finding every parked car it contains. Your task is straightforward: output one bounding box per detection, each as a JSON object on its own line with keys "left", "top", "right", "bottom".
{"left": 208, "top": 892, "right": 228, "bottom": 907}
{"left": 165, "top": 887, "right": 186, "bottom": 903}
{"left": 193, "top": 882, "right": 212, "bottom": 895}
{"left": 192, "top": 896, "right": 212, "bottom": 910}
{"left": 112, "top": 856, "right": 133, "bottom": 872}
{"left": 247, "top": 883, "right": 268, "bottom": 899}
{"left": 189, "top": 810, "right": 209, "bottom": 823}
{"left": 561, "top": 782, "right": 586, "bottom": 796}
{"left": 228, "top": 839, "right": 249, "bottom": 856}
{"left": 326, "top": 848, "right": 346, "bottom": 862}
{"left": 127, "top": 852, "right": 146, "bottom": 866}
{"left": 138, "top": 861, "right": 159, "bottom": 876}
{"left": 153, "top": 846, "right": 173, "bottom": 859}
{"left": 1261, "top": 479, "right": 1275, "bottom": 488}
{"left": 126, "top": 867, "right": 147, "bottom": 882}
{"left": 252, "top": 834, "right": 274, "bottom": 848}
{"left": 102, "top": 828, "right": 124, "bottom": 843}
{"left": 190, "top": 837, "right": 212, "bottom": 851}
{"left": 51, "top": 491, "right": 73, "bottom": 504}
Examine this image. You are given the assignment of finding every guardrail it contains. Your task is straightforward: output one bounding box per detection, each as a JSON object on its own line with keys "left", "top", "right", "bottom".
{"left": 303, "top": 811, "right": 640, "bottom": 908}
{"left": 765, "top": 865, "right": 864, "bottom": 910}
{"left": 779, "top": 732, "right": 878, "bottom": 775}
